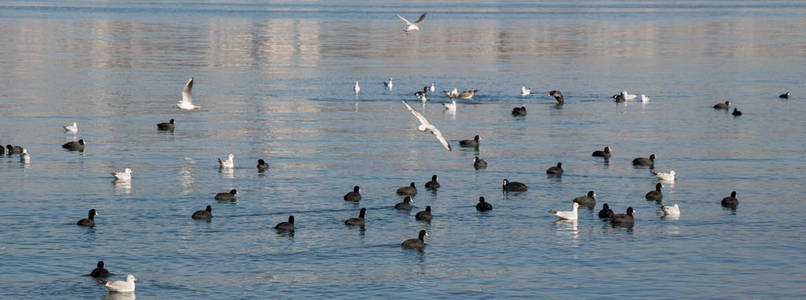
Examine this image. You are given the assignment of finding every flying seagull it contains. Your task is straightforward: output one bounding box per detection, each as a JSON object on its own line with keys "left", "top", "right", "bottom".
{"left": 397, "top": 13, "right": 427, "bottom": 33}
{"left": 401, "top": 100, "right": 451, "bottom": 151}
{"left": 177, "top": 78, "right": 200, "bottom": 110}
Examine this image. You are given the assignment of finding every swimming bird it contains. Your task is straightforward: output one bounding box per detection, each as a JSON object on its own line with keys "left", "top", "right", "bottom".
{"left": 443, "top": 88, "right": 459, "bottom": 99}
{"left": 713, "top": 101, "right": 730, "bottom": 109}
{"left": 344, "top": 208, "right": 366, "bottom": 226}
{"left": 617, "top": 91, "right": 637, "bottom": 101}
{"left": 547, "top": 90, "right": 564, "bottom": 104}
{"left": 64, "top": 122, "right": 78, "bottom": 134}
{"left": 6, "top": 144, "right": 23, "bottom": 154}
{"left": 598, "top": 203, "right": 614, "bottom": 219}
{"left": 401, "top": 230, "right": 428, "bottom": 249}
{"left": 609, "top": 207, "right": 635, "bottom": 226}
{"left": 157, "top": 119, "right": 175, "bottom": 131}
{"left": 396, "top": 13, "right": 426, "bottom": 33}
{"left": 401, "top": 100, "right": 452, "bottom": 151}
{"left": 396, "top": 182, "right": 417, "bottom": 196}
{"left": 20, "top": 148, "right": 30, "bottom": 163}
{"left": 574, "top": 191, "right": 596, "bottom": 209}
{"left": 62, "top": 139, "right": 85, "bottom": 151}
{"left": 502, "top": 179, "right": 527, "bottom": 192}
{"left": 592, "top": 146, "right": 612, "bottom": 158}
{"left": 550, "top": 202, "right": 580, "bottom": 220}
{"left": 721, "top": 191, "right": 738, "bottom": 209}
{"left": 384, "top": 78, "right": 393, "bottom": 90}
{"left": 473, "top": 156, "right": 487, "bottom": 170}
{"left": 99, "top": 274, "right": 136, "bottom": 293}
{"left": 476, "top": 197, "right": 492, "bottom": 211}
{"left": 521, "top": 86, "right": 531, "bottom": 96}
{"left": 546, "top": 162, "right": 563, "bottom": 176}
{"left": 430, "top": 82, "right": 435, "bottom": 93}
{"left": 275, "top": 215, "right": 295, "bottom": 232}
{"left": 77, "top": 209, "right": 97, "bottom": 227}
{"left": 653, "top": 170, "right": 675, "bottom": 182}
{"left": 632, "top": 154, "right": 656, "bottom": 168}
{"left": 442, "top": 99, "right": 457, "bottom": 113}
{"left": 215, "top": 189, "right": 237, "bottom": 201}
{"left": 90, "top": 261, "right": 110, "bottom": 278}
{"left": 344, "top": 186, "right": 361, "bottom": 202}
{"left": 732, "top": 108, "right": 742, "bottom": 116}
{"left": 111, "top": 168, "right": 133, "bottom": 182}
{"left": 458, "top": 89, "right": 477, "bottom": 100}
{"left": 459, "top": 135, "right": 480, "bottom": 148}
{"left": 257, "top": 159, "right": 269, "bottom": 171}
{"left": 661, "top": 204, "right": 680, "bottom": 217}
{"left": 779, "top": 91, "right": 790, "bottom": 99}
{"left": 192, "top": 205, "right": 212, "bottom": 219}
{"left": 218, "top": 153, "right": 235, "bottom": 169}
{"left": 354, "top": 81, "right": 360, "bottom": 94}
{"left": 177, "top": 78, "right": 199, "bottom": 110}
{"left": 646, "top": 183, "right": 663, "bottom": 201}
{"left": 425, "top": 175, "right": 440, "bottom": 190}
{"left": 415, "top": 86, "right": 428, "bottom": 103}
{"left": 512, "top": 106, "right": 527, "bottom": 116}
{"left": 395, "top": 196, "right": 414, "bottom": 210}
{"left": 415, "top": 206, "right": 432, "bottom": 221}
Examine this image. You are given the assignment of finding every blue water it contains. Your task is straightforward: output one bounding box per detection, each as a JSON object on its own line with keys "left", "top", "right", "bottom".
{"left": 1, "top": 1, "right": 805, "bottom": 298}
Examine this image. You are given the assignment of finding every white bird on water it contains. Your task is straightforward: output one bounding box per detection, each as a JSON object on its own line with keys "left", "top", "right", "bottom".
{"left": 20, "top": 148, "right": 30, "bottom": 163}
{"left": 396, "top": 13, "right": 427, "bottom": 33}
{"left": 550, "top": 202, "right": 580, "bottom": 220}
{"left": 430, "top": 82, "right": 436, "bottom": 93}
{"left": 442, "top": 99, "right": 457, "bottom": 113}
{"left": 620, "top": 91, "right": 637, "bottom": 100}
{"left": 653, "top": 170, "right": 675, "bottom": 182}
{"left": 443, "top": 88, "right": 459, "bottom": 99}
{"left": 218, "top": 153, "right": 235, "bottom": 169}
{"left": 112, "top": 168, "right": 133, "bottom": 182}
{"left": 521, "top": 86, "right": 532, "bottom": 96}
{"left": 63, "top": 122, "right": 78, "bottom": 134}
{"left": 640, "top": 94, "right": 650, "bottom": 103}
{"left": 401, "top": 100, "right": 451, "bottom": 151}
{"left": 661, "top": 204, "right": 680, "bottom": 217}
{"left": 354, "top": 81, "right": 360, "bottom": 94}
{"left": 99, "top": 274, "right": 137, "bottom": 292}
{"left": 176, "top": 78, "right": 199, "bottom": 110}
{"left": 384, "top": 78, "right": 393, "bottom": 90}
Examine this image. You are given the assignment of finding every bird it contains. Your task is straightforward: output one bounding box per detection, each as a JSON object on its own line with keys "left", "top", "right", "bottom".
{"left": 550, "top": 202, "right": 580, "bottom": 220}
{"left": 646, "top": 183, "right": 663, "bottom": 201}
{"left": 653, "top": 170, "right": 675, "bottom": 182}
{"left": 401, "top": 230, "right": 428, "bottom": 249}
{"left": 63, "top": 122, "right": 78, "bottom": 134}
{"left": 192, "top": 205, "right": 212, "bottom": 219}
{"left": 257, "top": 159, "right": 269, "bottom": 171}
{"left": 732, "top": 108, "right": 742, "bottom": 116}
{"left": 20, "top": 148, "right": 30, "bottom": 163}
{"left": 632, "top": 154, "right": 656, "bottom": 168}
{"left": 6, "top": 144, "right": 22, "bottom": 154}
{"left": 547, "top": 90, "right": 564, "bottom": 104}
{"left": 99, "top": 274, "right": 136, "bottom": 293}
{"left": 721, "top": 191, "right": 738, "bottom": 209}
{"left": 616, "top": 91, "right": 637, "bottom": 101}
{"left": 157, "top": 119, "right": 175, "bottom": 131}
{"left": 401, "top": 100, "right": 452, "bottom": 151}
{"left": 215, "top": 189, "right": 237, "bottom": 201}
{"left": 354, "top": 81, "right": 360, "bottom": 94}
{"left": 661, "top": 204, "right": 680, "bottom": 217}
{"left": 344, "top": 208, "right": 366, "bottom": 226}
{"left": 90, "top": 261, "right": 110, "bottom": 278}
{"left": 395, "top": 196, "right": 414, "bottom": 210}
{"left": 458, "top": 89, "right": 477, "bottom": 100}
{"left": 609, "top": 207, "right": 635, "bottom": 226}
{"left": 459, "top": 135, "right": 480, "bottom": 148}
{"left": 415, "top": 86, "right": 428, "bottom": 103}
{"left": 396, "top": 182, "right": 417, "bottom": 196}
{"left": 0, "top": 145, "right": 4, "bottom": 155}
{"left": 344, "top": 186, "right": 361, "bottom": 202}
{"left": 521, "top": 86, "right": 531, "bottom": 96}
{"left": 177, "top": 78, "right": 199, "bottom": 110}
{"left": 443, "top": 88, "right": 459, "bottom": 99}
{"left": 275, "top": 215, "right": 295, "bottom": 232}
{"left": 779, "top": 91, "right": 790, "bottom": 99}
{"left": 396, "top": 13, "right": 426, "bottom": 33}
{"left": 476, "top": 197, "right": 492, "bottom": 211}
{"left": 384, "top": 78, "right": 393, "bottom": 90}
{"left": 546, "top": 162, "right": 563, "bottom": 176}
{"left": 218, "top": 153, "right": 235, "bottom": 169}
{"left": 598, "top": 203, "right": 614, "bottom": 219}
{"left": 640, "top": 94, "right": 650, "bottom": 103}
{"left": 430, "top": 82, "right": 435, "bottom": 93}
{"left": 511, "top": 106, "right": 527, "bottom": 116}
{"left": 62, "top": 139, "right": 85, "bottom": 151}
{"left": 77, "top": 209, "right": 97, "bottom": 227}
{"left": 424, "top": 175, "right": 440, "bottom": 190}
{"left": 574, "top": 191, "right": 596, "bottom": 209}
{"left": 111, "top": 168, "right": 133, "bottom": 182}
{"left": 502, "top": 179, "right": 527, "bottom": 192}
{"left": 592, "top": 146, "right": 612, "bottom": 158}
{"left": 442, "top": 99, "right": 457, "bottom": 113}
{"left": 473, "top": 156, "right": 488, "bottom": 170}
{"left": 713, "top": 101, "right": 730, "bottom": 109}
{"left": 415, "top": 206, "right": 432, "bottom": 221}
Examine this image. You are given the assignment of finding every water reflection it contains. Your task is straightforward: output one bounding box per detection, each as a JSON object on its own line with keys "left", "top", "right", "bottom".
{"left": 102, "top": 292, "right": 136, "bottom": 300}
{"left": 113, "top": 180, "right": 132, "bottom": 194}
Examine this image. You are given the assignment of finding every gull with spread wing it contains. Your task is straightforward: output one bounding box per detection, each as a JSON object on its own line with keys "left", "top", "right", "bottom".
{"left": 176, "top": 78, "right": 199, "bottom": 110}
{"left": 397, "top": 13, "right": 427, "bottom": 33}
{"left": 401, "top": 100, "right": 451, "bottom": 151}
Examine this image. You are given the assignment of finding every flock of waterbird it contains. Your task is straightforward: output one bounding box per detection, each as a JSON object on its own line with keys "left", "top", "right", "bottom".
{"left": 1, "top": 12, "right": 794, "bottom": 295}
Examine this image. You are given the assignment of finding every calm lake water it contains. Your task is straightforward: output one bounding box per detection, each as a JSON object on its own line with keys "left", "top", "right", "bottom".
{"left": 1, "top": 0, "right": 805, "bottom": 298}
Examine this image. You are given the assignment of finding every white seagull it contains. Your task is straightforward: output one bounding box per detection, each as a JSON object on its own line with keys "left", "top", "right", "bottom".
{"left": 620, "top": 91, "right": 637, "bottom": 100}
{"left": 396, "top": 13, "right": 427, "bottom": 33}
{"left": 442, "top": 99, "right": 457, "bottom": 113}
{"left": 443, "top": 88, "right": 459, "bottom": 99}
{"left": 99, "top": 274, "right": 137, "bottom": 293}
{"left": 112, "top": 168, "right": 133, "bottom": 182}
{"left": 384, "top": 78, "right": 393, "bottom": 90}
{"left": 401, "top": 100, "right": 451, "bottom": 151}
{"left": 20, "top": 148, "right": 30, "bottom": 163}
{"left": 218, "top": 153, "right": 235, "bottom": 169}
{"left": 640, "top": 94, "right": 650, "bottom": 103}
{"left": 430, "top": 82, "right": 436, "bottom": 93}
{"left": 661, "top": 204, "right": 680, "bottom": 217}
{"left": 521, "top": 86, "right": 532, "bottom": 96}
{"left": 653, "top": 170, "right": 676, "bottom": 182}
{"left": 177, "top": 78, "right": 200, "bottom": 110}
{"left": 63, "top": 122, "right": 78, "bottom": 134}
{"left": 549, "top": 202, "right": 580, "bottom": 220}
{"left": 354, "top": 81, "right": 360, "bottom": 94}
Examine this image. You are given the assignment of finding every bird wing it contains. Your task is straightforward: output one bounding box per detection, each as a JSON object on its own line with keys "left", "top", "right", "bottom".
{"left": 401, "top": 100, "right": 430, "bottom": 126}
{"left": 396, "top": 14, "right": 413, "bottom": 25}
{"left": 181, "top": 78, "right": 193, "bottom": 104}
{"left": 429, "top": 127, "right": 452, "bottom": 151}
{"left": 104, "top": 280, "right": 131, "bottom": 291}
{"left": 413, "top": 13, "right": 427, "bottom": 24}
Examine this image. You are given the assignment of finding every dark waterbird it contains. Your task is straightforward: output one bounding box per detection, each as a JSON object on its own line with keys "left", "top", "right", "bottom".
{"left": 632, "top": 154, "right": 655, "bottom": 168}
{"left": 395, "top": 196, "right": 414, "bottom": 210}
{"left": 415, "top": 206, "right": 432, "bottom": 221}
{"left": 721, "top": 191, "right": 739, "bottom": 209}
{"left": 396, "top": 182, "right": 417, "bottom": 196}
{"left": 592, "top": 146, "right": 611, "bottom": 158}
{"left": 502, "top": 179, "right": 527, "bottom": 192}
{"left": 713, "top": 101, "right": 730, "bottom": 109}
{"left": 732, "top": 108, "right": 742, "bottom": 116}
{"left": 547, "top": 90, "right": 564, "bottom": 104}
{"left": 344, "top": 186, "right": 361, "bottom": 202}
{"left": 511, "top": 106, "right": 527, "bottom": 116}
{"left": 6, "top": 144, "right": 23, "bottom": 154}
{"left": 574, "top": 191, "right": 596, "bottom": 208}
{"left": 275, "top": 215, "right": 295, "bottom": 232}
{"left": 62, "top": 139, "right": 85, "bottom": 151}
{"left": 546, "top": 162, "right": 563, "bottom": 176}
{"left": 77, "top": 209, "right": 97, "bottom": 227}
{"left": 598, "top": 203, "right": 614, "bottom": 219}
{"left": 476, "top": 197, "right": 492, "bottom": 211}
{"left": 192, "top": 205, "right": 212, "bottom": 219}
{"left": 156, "top": 119, "right": 175, "bottom": 131}
{"left": 779, "top": 92, "right": 789, "bottom": 99}
{"left": 459, "top": 135, "right": 480, "bottom": 148}
{"left": 645, "top": 183, "right": 663, "bottom": 201}
{"left": 257, "top": 159, "right": 269, "bottom": 171}
{"left": 90, "top": 261, "right": 110, "bottom": 278}
{"left": 610, "top": 207, "right": 634, "bottom": 226}
{"left": 424, "top": 175, "right": 440, "bottom": 190}
{"left": 401, "top": 230, "right": 428, "bottom": 249}
{"left": 473, "top": 156, "right": 487, "bottom": 170}
{"left": 344, "top": 208, "right": 366, "bottom": 226}
{"left": 215, "top": 189, "right": 237, "bottom": 201}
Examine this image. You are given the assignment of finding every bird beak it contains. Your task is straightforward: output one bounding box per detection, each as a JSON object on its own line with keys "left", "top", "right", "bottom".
{"left": 133, "top": 277, "right": 137, "bottom": 281}
{"left": 425, "top": 232, "right": 430, "bottom": 237}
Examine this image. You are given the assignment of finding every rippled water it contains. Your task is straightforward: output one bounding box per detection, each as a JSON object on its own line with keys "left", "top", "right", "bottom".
{"left": 1, "top": 1, "right": 805, "bottom": 298}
